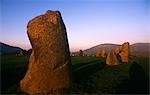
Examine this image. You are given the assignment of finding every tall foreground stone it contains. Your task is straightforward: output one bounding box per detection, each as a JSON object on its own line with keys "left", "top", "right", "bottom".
{"left": 106, "top": 49, "right": 119, "bottom": 65}
{"left": 119, "top": 42, "right": 129, "bottom": 62}
{"left": 20, "top": 10, "right": 71, "bottom": 94}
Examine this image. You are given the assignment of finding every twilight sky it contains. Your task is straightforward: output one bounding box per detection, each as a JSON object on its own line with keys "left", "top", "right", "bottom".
{"left": 1, "top": 0, "right": 149, "bottom": 51}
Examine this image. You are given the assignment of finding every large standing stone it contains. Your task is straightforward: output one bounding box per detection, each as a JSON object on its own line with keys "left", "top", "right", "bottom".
{"left": 96, "top": 48, "right": 101, "bottom": 57}
{"left": 119, "top": 42, "right": 129, "bottom": 62}
{"left": 106, "top": 49, "right": 119, "bottom": 65}
{"left": 20, "top": 10, "right": 71, "bottom": 94}
{"left": 101, "top": 48, "right": 107, "bottom": 58}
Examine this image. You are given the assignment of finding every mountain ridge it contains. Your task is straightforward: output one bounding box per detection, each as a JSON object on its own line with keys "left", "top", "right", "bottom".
{"left": 0, "top": 42, "right": 23, "bottom": 54}
{"left": 80, "top": 43, "right": 150, "bottom": 57}
{"left": 0, "top": 42, "right": 149, "bottom": 57}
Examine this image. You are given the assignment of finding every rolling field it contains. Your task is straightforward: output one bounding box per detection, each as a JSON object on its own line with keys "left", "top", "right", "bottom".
{"left": 1, "top": 55, "right": 149, "bottom": 94}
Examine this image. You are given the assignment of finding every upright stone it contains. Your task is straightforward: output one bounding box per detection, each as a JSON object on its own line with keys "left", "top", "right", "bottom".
{"left": 20, "top": 10, "right": 71, "bottom": 94}
{"left": 101, "top": 48, "right": 107, "bottom": 58}
{"left": 114, "top": 47, "right": 120, "bottom": 54}
{"left": 119, "top": 42, "right": 129, "bottom": 62}
{"left": 106, "top": 49, "right": 119, "bottom": 65}
{"left": 96, "top": 48, "right": 101, "bottom": 57}
{"left": 79, "top": 49, "right": 83, "bottom": 56}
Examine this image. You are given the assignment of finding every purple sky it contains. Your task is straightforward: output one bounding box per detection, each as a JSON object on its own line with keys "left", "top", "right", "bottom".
{"left": 1, "top": 0, "right": 149, "bottom": 52}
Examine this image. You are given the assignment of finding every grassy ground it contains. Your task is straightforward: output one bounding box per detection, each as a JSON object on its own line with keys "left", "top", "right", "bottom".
{"left": 1, "top": 54, "right": 29, "bottom": 93}
{"left": 1, "top": 55, "right": 149, "bottom": 94}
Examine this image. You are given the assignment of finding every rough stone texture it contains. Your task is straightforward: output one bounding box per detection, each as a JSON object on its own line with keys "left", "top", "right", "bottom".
{"left": 106, "top": 49, "right": 119, "bottom": 65}
{"left": 96, "top": 49, "right": 101, "bottom": 57}
{"left": 119, "top": 42, "right": 129, "bottom": 62}
{"left": 101, "top": 48, "right": 107, "bottom": 58}
{"left": 114, "top": 47, "right": 120, "bottom": 54}
{"left": 20, "top": 10, "right": 71, "bottom": 94}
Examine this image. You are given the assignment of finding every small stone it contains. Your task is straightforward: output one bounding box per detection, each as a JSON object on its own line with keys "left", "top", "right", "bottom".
{"left": 79, "top": 49, "right": 83, "bottom": 56}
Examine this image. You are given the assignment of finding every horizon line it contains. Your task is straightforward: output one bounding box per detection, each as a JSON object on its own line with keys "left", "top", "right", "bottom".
{"left": 1, "top": 41, "right": 150, "bottom": 52}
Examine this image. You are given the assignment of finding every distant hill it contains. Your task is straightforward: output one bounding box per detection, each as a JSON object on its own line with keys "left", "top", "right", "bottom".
{"left": 0, "top": 42, "right": 23, "bottom": 54}
{"left": 130, "top": 43, "right": 150, "bottom": 57}
{"left": 81, "top": 43, "right": 150, "bottom": 57}
{"left": 83, "top": 43, "right": 120, "bottom": 55}
{"left": 1, "top": 42, "right": 149, "bottom": 57}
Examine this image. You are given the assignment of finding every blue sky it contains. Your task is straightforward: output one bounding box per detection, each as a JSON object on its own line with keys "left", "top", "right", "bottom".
{"left": 1, "top": 0, "right": 149, "bottom": 51}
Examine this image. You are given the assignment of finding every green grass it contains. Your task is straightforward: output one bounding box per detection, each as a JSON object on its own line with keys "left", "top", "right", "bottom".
{"left": 138, "top": 57, "right": 149, "bottom": 77}
{"left": 1, "top": 54, "right": 29, "bottom": 69}
{"left": 1, "top": 55, "right": 149, "bottom": 94}
{"left": 71, "top": 58, "right": 132, "bottom": 94}
{"left": 71, "top": 56, "right": 100, "bottom": 64}
{"left": 1, "top": 54, "right": 29, "bottom": 93}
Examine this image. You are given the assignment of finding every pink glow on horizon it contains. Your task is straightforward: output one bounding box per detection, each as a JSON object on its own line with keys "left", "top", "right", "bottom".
{"left": 1, "top": 40, "right": 150, "bottom": 52}
{"left": 1, "top": 0, "right": 149, "bottom": 52}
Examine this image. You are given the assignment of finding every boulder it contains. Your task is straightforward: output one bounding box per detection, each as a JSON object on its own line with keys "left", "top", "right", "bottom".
{"left": 101, "top": 48, "right": 107, "bottom": 58}
{"left": 114, "top": 47, "right": 120, "bottom": 54}
{"left": 119, "top": 42, "right": 129, "bottom": 62}
{"left": 96, "top": 48, "right": 101, "bottom": 57}
{"left": 106, "top": 49, "right": 119, "bottom": 65}
{"left": 20, "top": 10, "right": 71, "bottom": 94}
{"left": 79, "top": 49, "right": 83, "bottom": 56}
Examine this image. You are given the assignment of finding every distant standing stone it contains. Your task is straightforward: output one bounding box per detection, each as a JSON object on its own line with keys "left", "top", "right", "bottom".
{"left": 79, "top": 49, "right": 83, "bottom": 56}
{"left": 96, "top": 48, "right": 101, "bottom": 57}
{"left": 20, "top": 10, "right": 71, "bottom": 94}
{"left": 119, "top": 42, "right": 129, "bottom": 62}
{"left": 106, "top": 49, "right": 119, "bottom": 65}
{"left": 101, "top": 48, "right": 107, "bottom": 58}
{"left": 114, "top": 47, "right": 120, "bottom": 54}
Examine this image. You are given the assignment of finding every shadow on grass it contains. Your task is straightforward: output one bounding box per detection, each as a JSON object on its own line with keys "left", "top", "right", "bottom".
{"left": 116, "top": 62, "right": 149, "bottom": 94}
{"left": 71, "top": 58, "right": 106, "bottom": 93}
{"left": 72, "top": 58, "right": 106, "bottom": 83}
{"left": 1, "top": 66, "right": 28, "bottom": 94}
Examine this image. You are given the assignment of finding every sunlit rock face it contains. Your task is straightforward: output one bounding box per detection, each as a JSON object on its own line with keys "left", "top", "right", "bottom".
{"left": 114, "top": 47, "right": 120, "bottom": 54}
{"left": 101, "top": 48, "right": 107, "bottom": 58}
{"left": 106, "top": 49, "right": 119, "bottom": 65}
{"left": 119, "top": 42, "right": 129, "bottom": 63}
{"left": 96, "top": 49, "right": 101, "bottom": 57}
{"left": 20, "top": 10, "right": 71, "bottom": 94}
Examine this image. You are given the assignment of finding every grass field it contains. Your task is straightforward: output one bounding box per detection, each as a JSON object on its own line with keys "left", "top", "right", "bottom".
{"left": 1, "top": 55, "right": 149, "bottom": 94}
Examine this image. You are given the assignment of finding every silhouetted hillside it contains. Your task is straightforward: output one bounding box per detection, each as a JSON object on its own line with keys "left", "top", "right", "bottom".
{"left": 82, "top": 43, "right": 150, "bottom": 57}
{"left": 83, "top": 43, "right": 120, "bottom": 55}
{"left": 0, "top": 42, "right": 22, "bottom": 54}
{"left": 130, "top": 43, "right": 150, "bottom": 57}
{"left": 1, "top": 42, "right": 149, "bottom": 57}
